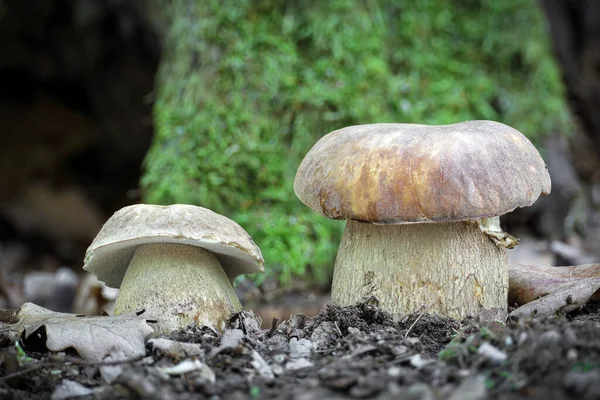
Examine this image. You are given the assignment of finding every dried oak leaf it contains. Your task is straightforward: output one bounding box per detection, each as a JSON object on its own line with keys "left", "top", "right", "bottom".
{"left": 2, "top": 302, "right": 154, "bottom": 361}
{"left": 508, "top": 263, "right": 600, "bottom": 318}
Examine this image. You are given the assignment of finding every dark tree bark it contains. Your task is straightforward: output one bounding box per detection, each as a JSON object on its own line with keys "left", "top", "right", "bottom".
{"left": 540, "top": 0, "right": 600, "bottom": 157}
{"left": 0, "top": 0, "right": 160, "bottom": 275}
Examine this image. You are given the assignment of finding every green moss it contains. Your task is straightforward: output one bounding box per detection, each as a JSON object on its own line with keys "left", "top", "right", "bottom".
{"left": 143, "top": 0, "right": 571, "bottom": 286}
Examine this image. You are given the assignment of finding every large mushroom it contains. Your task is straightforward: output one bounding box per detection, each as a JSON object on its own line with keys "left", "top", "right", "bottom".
{"left": 83, "top": 204, "right": 264, "bottom": 334}
{"left": 294, "top": 121, "right": 550, "bottom": 319}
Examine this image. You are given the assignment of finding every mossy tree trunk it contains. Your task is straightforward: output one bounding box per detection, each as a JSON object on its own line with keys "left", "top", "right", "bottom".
{"left": 144, "top": 0, "right": 570, "bottom": 286}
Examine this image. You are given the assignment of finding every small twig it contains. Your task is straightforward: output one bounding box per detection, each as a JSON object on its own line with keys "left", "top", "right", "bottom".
{"left": 0, "top": 354, "right": 145, "bottom": 382}
{"left": 0, "top": 364, "right": 42, "bottom": 381}
{"left": 333, "top": 321, "right": 343, "bottom": 336}
{"left": 51, "top": 354, "right": 146, "bottom": 366}
{"left": 0, "top": 348, "right": 145, "bottom": 384}
{"left": 266, "top": 317, "right": 279, "bottom": 338}
{"left": 404, "top": 303, "right": 429, "bottom": 338}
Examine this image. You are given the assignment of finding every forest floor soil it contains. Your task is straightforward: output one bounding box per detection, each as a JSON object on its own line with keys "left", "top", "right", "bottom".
{"left": 2, "top": 299, "right": 600, "bottom": 400}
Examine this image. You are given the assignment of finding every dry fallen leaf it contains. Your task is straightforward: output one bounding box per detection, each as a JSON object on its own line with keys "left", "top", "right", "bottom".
{"left": 2, "top": 302, "right": 154, "bottom": 362}
{"left": 509, "top": 263, "right": 600, "bottom": 318}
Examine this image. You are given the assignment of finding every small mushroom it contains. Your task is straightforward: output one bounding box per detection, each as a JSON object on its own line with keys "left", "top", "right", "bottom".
{"left": 294, "top": 121, "right": 550, "bottom": 319}
{"left": 83, "top": 204, "right": 264, "bottom": 334}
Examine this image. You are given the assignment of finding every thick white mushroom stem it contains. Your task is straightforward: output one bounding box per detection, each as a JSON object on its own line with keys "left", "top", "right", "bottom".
{"left": 114, "top": 243, "right": 241, "bottom": 335}
{"left": 331, "top": 220, "right": 509, "bottom": 320}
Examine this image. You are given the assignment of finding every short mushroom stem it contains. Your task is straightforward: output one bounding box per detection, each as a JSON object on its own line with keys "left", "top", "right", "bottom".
{"left": 331, "top": 220, "right": 509, "bottom": 320}
{"left": 113, "top": 243, "right": 241, "bottom": 335}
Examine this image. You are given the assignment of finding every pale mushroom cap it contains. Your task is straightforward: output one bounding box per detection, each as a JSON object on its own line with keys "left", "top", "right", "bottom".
{"left": 83, "top": 204, "right": 264, "bottom": 288}
{"left": 294, "top": 120, "right": 551, "bottom": 223}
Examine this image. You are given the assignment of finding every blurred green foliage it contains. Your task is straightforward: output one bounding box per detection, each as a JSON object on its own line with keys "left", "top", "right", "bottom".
{"left": 143, "top": 0, "right": 571, "bottom": 286}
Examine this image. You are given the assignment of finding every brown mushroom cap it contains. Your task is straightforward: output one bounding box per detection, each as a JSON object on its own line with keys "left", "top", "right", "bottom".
{"left": 83, "top": 204, "right": 264, "bottom": 288}
{"left": 294, "top": 120, "right": 551, "bottom": 223}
